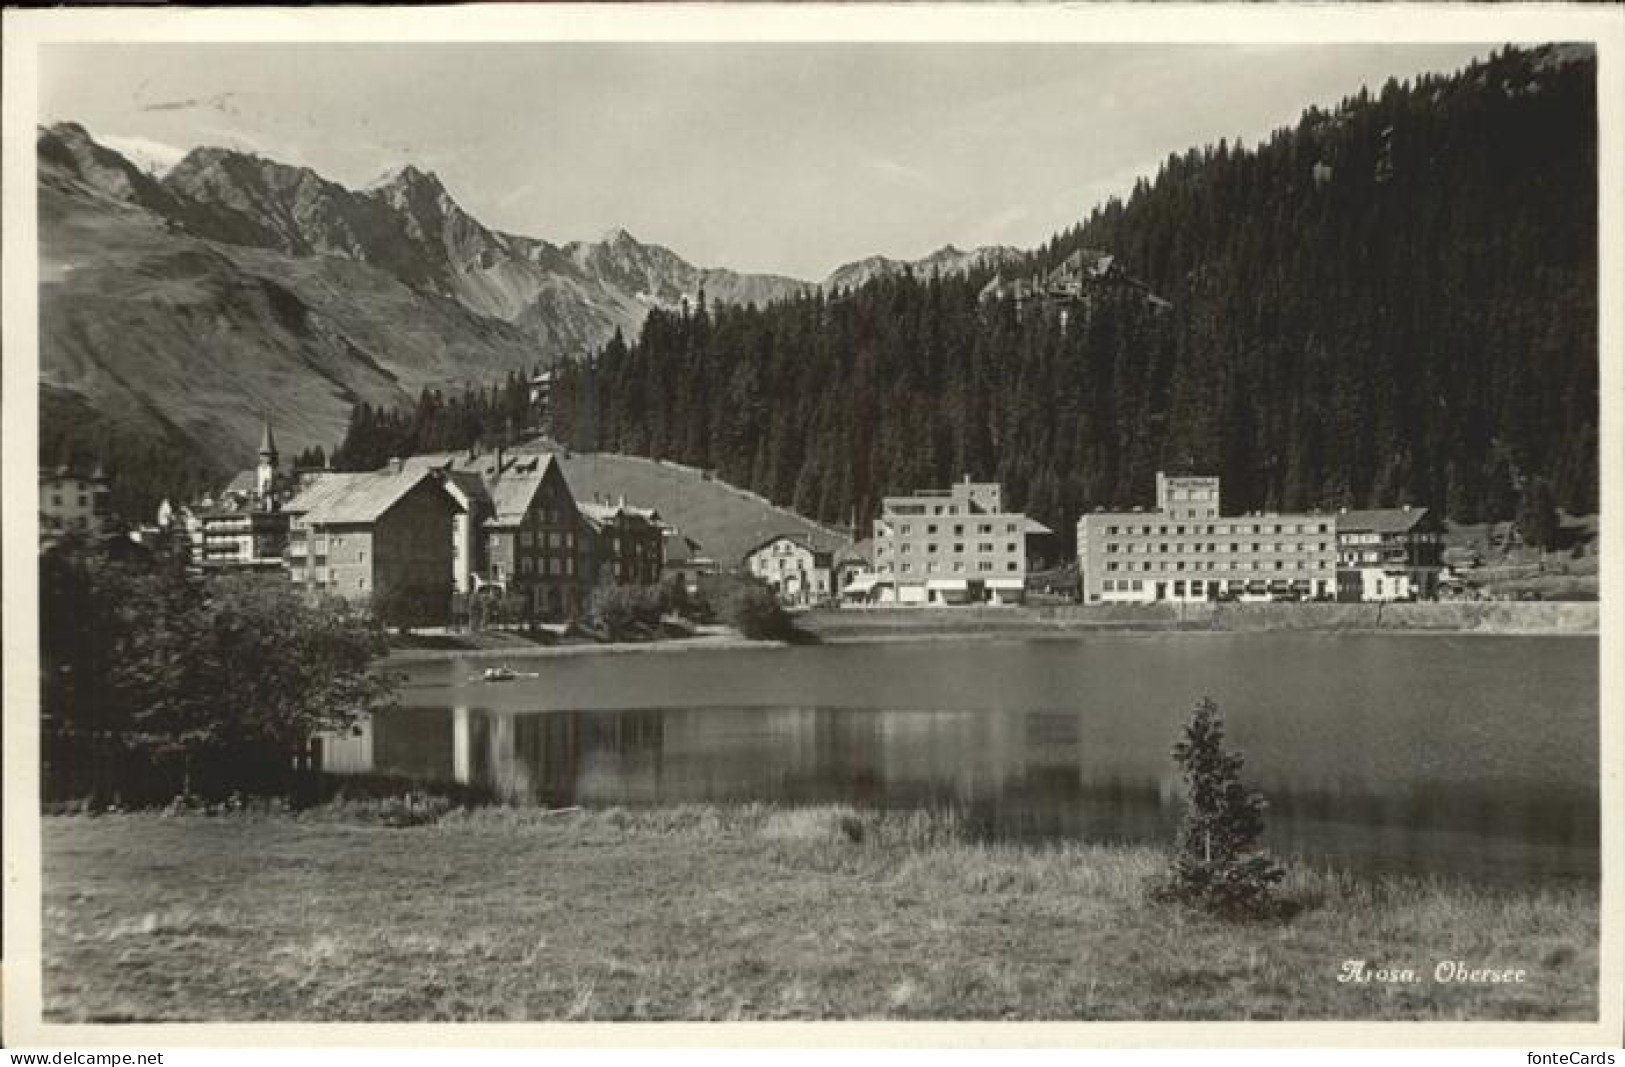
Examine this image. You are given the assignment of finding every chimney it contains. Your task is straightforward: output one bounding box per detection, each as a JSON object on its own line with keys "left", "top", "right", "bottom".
{"left": 391, "top": 457, "right": 404, "bottom": 475}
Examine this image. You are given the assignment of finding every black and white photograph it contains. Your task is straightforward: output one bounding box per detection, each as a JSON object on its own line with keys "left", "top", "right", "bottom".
{"left": 3, "top": 4, "right": 1621, "bottom": 1046}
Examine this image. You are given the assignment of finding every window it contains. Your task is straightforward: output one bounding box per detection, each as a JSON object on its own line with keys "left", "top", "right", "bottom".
{"left": 927, "top": 543, "right": 939, "bottom": 554}
{"left": 1006, "top": 543, "right": 1017, "bottom": 553}
{"left": 928, "top": 525, "right": 938, "bottom": 535}
{"left": 1006, "top": 561, "right": 1018, "bottom": 571}
{"left": 1007, "top": 523, "right": 1019, "bottom": 533}
{"left": 952, "top": 544, "right": 964, "bottom": 554}
{"left": 1107, "top": 562, "right": 1119, "bottom": 572}
{"left": 954, "top": 525, "right": 964, "bottom": 536}
{"left": 900, "top": 525, "right": 911, "bottom": 535}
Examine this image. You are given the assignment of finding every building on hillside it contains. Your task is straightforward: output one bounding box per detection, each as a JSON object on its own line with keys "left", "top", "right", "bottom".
{"left": 1334, "top": 507, "right": 1445, "bottom": 602}
{"left": 577, "top": 497, "right": 665, "bottom": 587}
{"left": 188, "top": 421, "right": 294, "bottom": 572}
{"left": 39, "top": 463, "right": 113, "bottom": 539}
{"left": 745, "top": 534, "right": 836, "bottom": 607}
{"left": 979, "top": 248, "right": 1172, "bottom": 324}
{"left": 661, "top": 527, "right": 719, "bottom": 593}
{"left": 871, "top": 477, "right": 1032, "bottom": 605}
{"left": 284, "top": 465, "right": 463, "bottom": 627}
{"left": 1075, "top": 472, "right": 1337, "bottom": 603}
{"left": 401, "top": 448, "right": 588, "bottom": 620}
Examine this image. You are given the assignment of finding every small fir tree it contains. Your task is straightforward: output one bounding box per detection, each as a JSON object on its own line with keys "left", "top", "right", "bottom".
{"left": 1515, "top": 477, "right": 1561, "bottom": 551}
{"left": 1152, "top": 697, "right": 1286, "bottom": 921}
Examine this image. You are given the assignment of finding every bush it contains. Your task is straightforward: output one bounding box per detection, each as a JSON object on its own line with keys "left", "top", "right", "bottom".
{"left": 726, "top": 584, "right": 794, "bottom": 641}
{"left": 40, "top": 535, "right": 397, "bottom": 805}
{"left": 590, "top": 582, "right": 665, "bottom": 640}
{"left": 1150, "top": 697, "right": 1287, "bottom": 921}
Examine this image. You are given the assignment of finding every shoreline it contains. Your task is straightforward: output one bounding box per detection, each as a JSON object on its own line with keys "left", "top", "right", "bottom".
{"left": 386, "top": 604, "right": 1598, "bottom": 662}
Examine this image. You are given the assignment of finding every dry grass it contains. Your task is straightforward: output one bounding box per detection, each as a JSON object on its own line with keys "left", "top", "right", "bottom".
{"left": 41, "top": 806, "right": 1598, "bottom": 1023}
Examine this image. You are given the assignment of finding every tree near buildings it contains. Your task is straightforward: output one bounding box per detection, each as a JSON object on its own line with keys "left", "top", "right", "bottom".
{"left": 40, "top": 536, "right": 396, "bottom": 803}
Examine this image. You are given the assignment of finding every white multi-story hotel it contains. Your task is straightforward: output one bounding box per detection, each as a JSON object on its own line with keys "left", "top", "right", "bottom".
{"left": 869, "top": 477, "right": 1033, "bottom": 605}
{"left": 1076, "top": 472, "right": 1337, "bottom": 603}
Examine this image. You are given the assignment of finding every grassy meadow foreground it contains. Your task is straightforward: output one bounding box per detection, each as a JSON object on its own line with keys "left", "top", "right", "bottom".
{"left": 44, "top": 805, "right": 1596, "bottom": 1022}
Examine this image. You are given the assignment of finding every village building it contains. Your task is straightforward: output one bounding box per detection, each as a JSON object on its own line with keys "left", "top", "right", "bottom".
{"left": 186, "top": 421, "right": 295, "bottom": 572}
{"left": 283, "top": 465, "right": 463, "bottom": 627}
{"left": 39, "top": 462, "right": 113, "bottom": 538}
{"left": 744, "top": 533, "right": 837, "bottom": 607}
{"left": 1075, "top": 472, "right": 1337, "bottom": 603}
{"left": 577, "top": 498, "right": 665, "bottom": 588}
{"left": 834, "top": 540, "right": 876, "bottom": 602}
{"left": 979, "top": 248, "right": 1172, "bottom": 323}
{"left": 400, "top": 448, "right": 588, "bottom": 620}
{"left": 660, "top": 528, "right": 719, "bottom": 593}
{"left": 871, "top": 478, "right": 1034, "bottom": 605}
{"left": 1334, "top": 507, "right": 1445, "bottom": 602}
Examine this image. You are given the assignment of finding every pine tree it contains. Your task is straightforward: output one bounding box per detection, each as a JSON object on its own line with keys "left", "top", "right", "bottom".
{"left": 1152, "top": 697, "right": 1287, "bottom": 921}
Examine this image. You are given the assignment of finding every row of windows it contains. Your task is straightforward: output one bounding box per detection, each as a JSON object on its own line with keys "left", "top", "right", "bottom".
{"left": 1105, "top": 541, "right": 1329, "bottom": 555}
{"left": 520, "top": 529, "right": 577, "bottom": 549}
{"left": 519, "top": 557, "right": 576, "bottom": 576}
{"left": 877, "top": 561, "right": 1021, "bottom": 574}
{"left": 1102, "top": 578, "right": 1326, "bottom": 594}
{"left": 1104, "top": 559, "right": 1332, "bottom": 573}
{"left": 894, "top": 522, "right": 1021, "bottom": 536}
{"left": 882, "top": 541, "right": 1020, "bottom": 556}
{"left": 1101, "top": 521, "right": 1330, "bottom": 537}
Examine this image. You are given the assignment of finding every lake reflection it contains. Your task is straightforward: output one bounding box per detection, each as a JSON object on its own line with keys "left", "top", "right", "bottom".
{"left": 325, "top": 634, "right": 1599, "bottom": 885}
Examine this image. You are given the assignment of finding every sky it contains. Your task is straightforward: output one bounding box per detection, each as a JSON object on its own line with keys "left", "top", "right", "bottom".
{"left": 40, "top": 41, "right": 1498, "bottom": 280}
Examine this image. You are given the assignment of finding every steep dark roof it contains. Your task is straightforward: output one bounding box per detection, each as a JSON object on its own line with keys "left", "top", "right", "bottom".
{"left": 284, "top": 469, "right": 459, "bottom": 524}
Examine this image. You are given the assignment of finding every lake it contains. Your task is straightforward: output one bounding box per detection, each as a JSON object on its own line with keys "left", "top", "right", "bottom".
{"left": 323, "top": 633, "right": 1599, "bottom": 885}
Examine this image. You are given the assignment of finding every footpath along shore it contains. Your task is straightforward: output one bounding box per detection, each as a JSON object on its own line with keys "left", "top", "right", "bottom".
{"left": 386, "top": 600, "right": 1598, "bottom": 661}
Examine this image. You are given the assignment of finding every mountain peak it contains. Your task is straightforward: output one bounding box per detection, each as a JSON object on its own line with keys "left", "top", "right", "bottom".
{"left": 368, "top": 163, "right": 445, "bottom": 194}
{"left": 43, "top": 121, "right": 92, "bottom": 144}
{"left": 600, "top": 226, "right": 637, "bottom": 246}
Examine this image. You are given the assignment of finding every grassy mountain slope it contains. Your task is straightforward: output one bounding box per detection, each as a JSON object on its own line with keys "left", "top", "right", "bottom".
{"left": 533, "top": 448, "right": 851, "bottom": 565}
{"left": 38, "top": 164, "right": 546, "bottom": 502}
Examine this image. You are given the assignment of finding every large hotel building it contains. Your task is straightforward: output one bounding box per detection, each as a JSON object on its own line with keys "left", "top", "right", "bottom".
{"left": 870, "top": 478, "right": 1035, "bottom": 605}
{"left": 1076, "top": 473, "right": 1337, "bottom": 603}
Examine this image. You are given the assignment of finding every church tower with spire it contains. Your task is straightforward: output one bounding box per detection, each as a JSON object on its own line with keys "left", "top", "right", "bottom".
{"left": 256, "top": 418, "right": 280, "bottom": 509}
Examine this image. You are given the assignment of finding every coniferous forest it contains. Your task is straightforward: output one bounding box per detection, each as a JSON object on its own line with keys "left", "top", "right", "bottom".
{"left": 538, "top": 45, "right": 1597, "bottom": 545}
